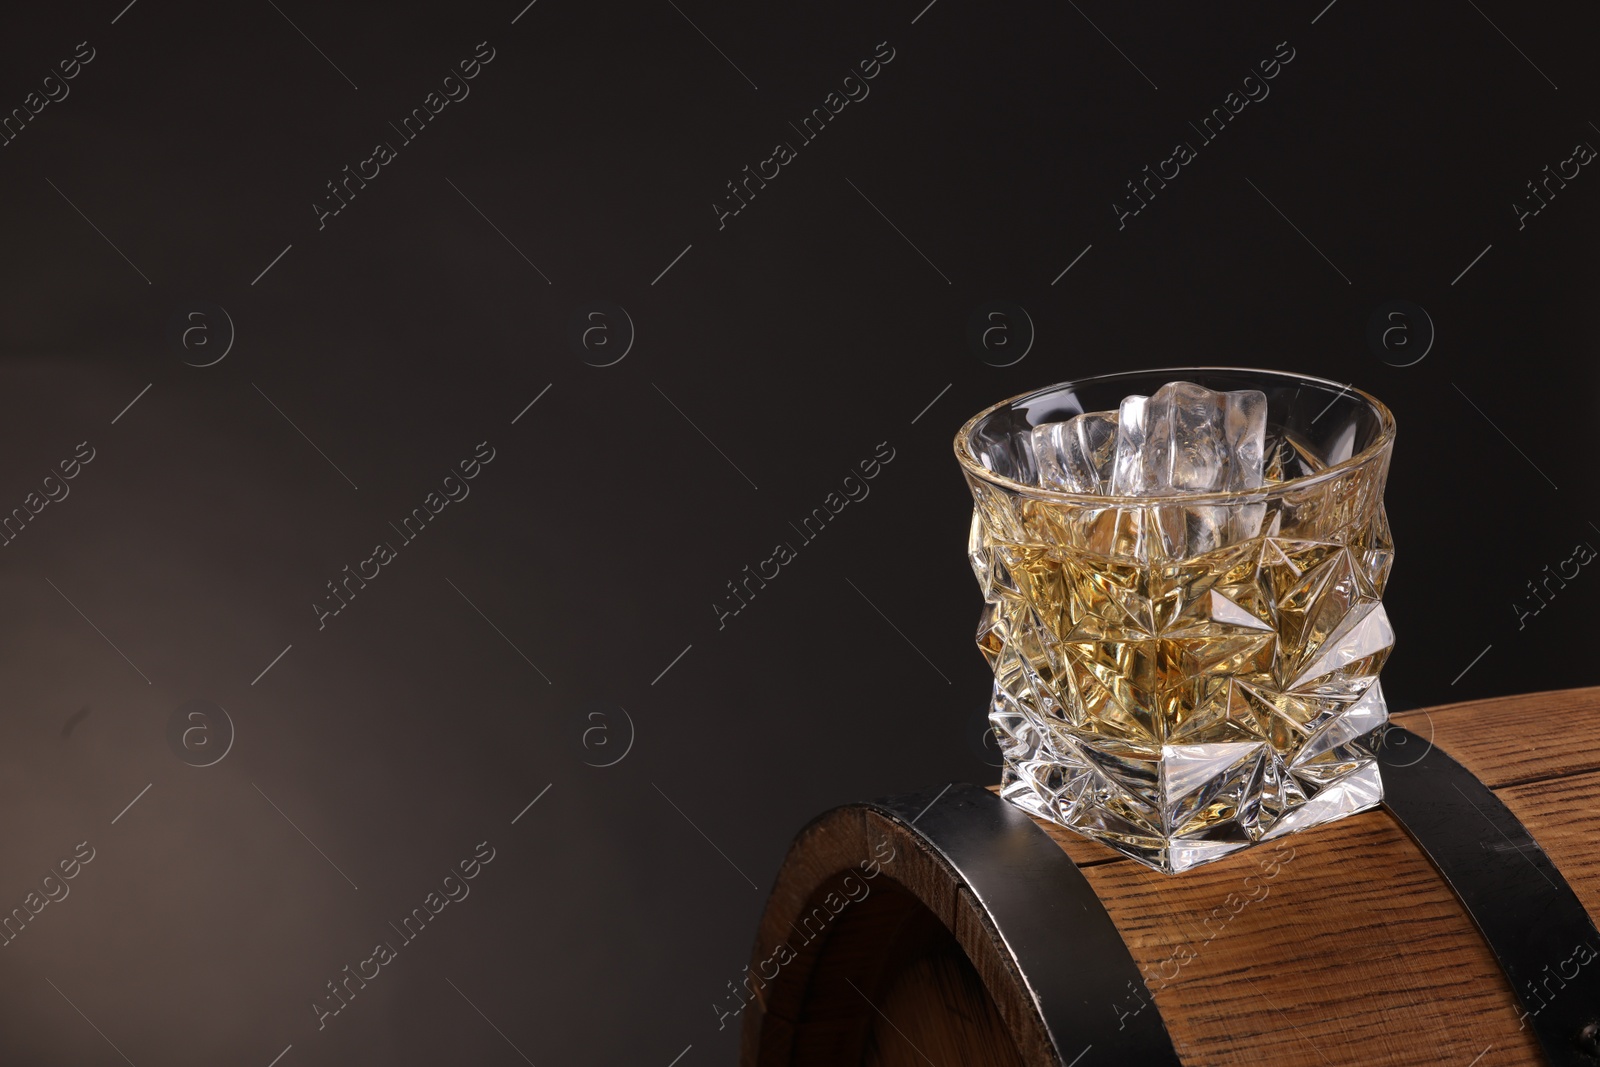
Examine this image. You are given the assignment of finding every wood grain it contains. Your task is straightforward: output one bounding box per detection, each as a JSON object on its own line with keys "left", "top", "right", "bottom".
{"left": 739, "top": 804, "right": 1049, "bottom": 1067}
{"left": 1077, "top": 808, "right": 1539, "bottom": 1066}
{"left": 743, "top": 687, "right": 1600, "bottom": 1066}
{"left": 1394, "top": 685, "right": 1600, "bottom": 787}
{"left": 862, "top": 926, "right": 1026, "bottom": 1067}
{"left": 1497, "top": 768, "right": 1600, "bottom": 927}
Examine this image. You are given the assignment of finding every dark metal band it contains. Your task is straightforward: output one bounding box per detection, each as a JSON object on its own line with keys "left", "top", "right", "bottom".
{"left": 1378, "top": 726, "right": 1600, "bottom": 1065}
{"left": 867, "top": 782, "right": 1183, "bottom": 1067}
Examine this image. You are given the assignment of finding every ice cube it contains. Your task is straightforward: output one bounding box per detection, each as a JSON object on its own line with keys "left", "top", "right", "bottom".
{"left": 1022, "top": 381, "right": 1268, "bottom": 559}
{"left": 1108, "top": 393, "right": 1152, "bottom": 495}
{"left": 1112, "top": 381, "right": 1267, "bottom": 494}
{"left": 1028, "top": 381, "right": 1268, "bottom": 506}
{"left": 1031, "top": 411, "right": 1119, "bottom": 493}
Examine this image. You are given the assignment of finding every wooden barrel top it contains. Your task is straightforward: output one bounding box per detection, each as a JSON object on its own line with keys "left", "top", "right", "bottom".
{"left": 743, "top": 687, "right": 1600, "bottom": 1067}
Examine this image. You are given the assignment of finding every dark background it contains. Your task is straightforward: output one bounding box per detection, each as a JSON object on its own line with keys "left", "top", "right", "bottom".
{"left": 0, "top": 1, "right": 1594, "bottom": 1063}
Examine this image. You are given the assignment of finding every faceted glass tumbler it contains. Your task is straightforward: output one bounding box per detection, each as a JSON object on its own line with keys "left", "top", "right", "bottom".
{"left": 954, "top": 368, "right": 1396, "bottom": 874}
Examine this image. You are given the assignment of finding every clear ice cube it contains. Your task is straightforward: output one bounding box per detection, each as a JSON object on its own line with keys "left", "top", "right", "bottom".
{"left": 1112, "top": 381, "right": 1266, "bottom": 494}
{"left": 1029, "top": 381, "right": 1270, "bottom": 558}
{"left": 1031, "top": 412, "right": 1119, "bottom": 493}
{"left": 1031, "top": 381, "right": 1267, "bottom": 495}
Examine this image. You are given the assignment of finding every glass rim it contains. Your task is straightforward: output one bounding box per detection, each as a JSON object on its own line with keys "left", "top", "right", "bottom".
{"left": 952, "top": 366, "right": 1397, "bottom": 507}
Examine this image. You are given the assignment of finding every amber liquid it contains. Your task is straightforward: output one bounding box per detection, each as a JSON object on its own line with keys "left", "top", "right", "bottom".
{"left": 973, "top": 493, "right": 1393, "bottom": 867}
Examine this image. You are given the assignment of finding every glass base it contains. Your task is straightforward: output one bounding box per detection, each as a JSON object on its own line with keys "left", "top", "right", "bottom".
{"left": 992, "top": 684, "right": 1387, "bottom": 874}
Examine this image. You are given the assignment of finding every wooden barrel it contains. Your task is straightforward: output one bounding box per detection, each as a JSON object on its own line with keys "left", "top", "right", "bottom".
{"left": 738, "top": 688, "right": 1600, "bottom": 1067}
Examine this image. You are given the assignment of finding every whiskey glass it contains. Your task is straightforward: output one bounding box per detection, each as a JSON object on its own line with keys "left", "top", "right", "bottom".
{"left": 955, "top": 368, "right": 1396, "bottom": 873}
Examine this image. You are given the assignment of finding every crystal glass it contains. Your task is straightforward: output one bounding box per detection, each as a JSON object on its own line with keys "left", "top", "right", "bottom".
{"left": 954, "top": 368, "right": 1396, "bottom": 874}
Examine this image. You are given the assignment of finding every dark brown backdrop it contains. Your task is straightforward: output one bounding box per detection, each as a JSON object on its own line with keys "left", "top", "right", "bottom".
{"left": 0, "top": 1, "right": 1593, "bottom": 1063}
